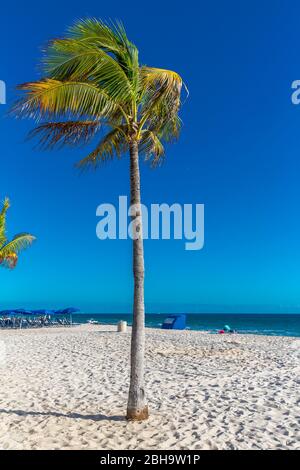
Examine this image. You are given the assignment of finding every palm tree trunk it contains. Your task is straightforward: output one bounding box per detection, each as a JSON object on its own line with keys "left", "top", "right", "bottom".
{"left": 126, "top": 140, "right": 149, "bottom": 421}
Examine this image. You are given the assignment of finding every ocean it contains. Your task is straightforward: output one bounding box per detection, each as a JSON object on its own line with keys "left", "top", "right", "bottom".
{"left": 72, "top": 313, "right": 300, "bottom": 337}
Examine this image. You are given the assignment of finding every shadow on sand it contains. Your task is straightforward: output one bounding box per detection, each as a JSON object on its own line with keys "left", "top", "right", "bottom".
{"left": 0, "top": 408, "right": 125, "bottom": 422}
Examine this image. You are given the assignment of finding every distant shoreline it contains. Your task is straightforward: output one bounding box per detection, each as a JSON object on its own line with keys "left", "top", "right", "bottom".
{"left": 1, "top": 322, "right": 299, "bottom": 339}
{"left": 70, "top": 313, "right": 300, "bottom": 338}
{"left": 1, "top": 313, "right": 300, "bottom": 337}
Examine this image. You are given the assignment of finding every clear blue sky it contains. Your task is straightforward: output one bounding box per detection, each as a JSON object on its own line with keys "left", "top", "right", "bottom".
{"left": 1, "top": 0, "right": 300, "bottom": 313}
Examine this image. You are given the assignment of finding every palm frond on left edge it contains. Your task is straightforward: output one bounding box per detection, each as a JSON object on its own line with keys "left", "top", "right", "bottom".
{"left": 0, "top": 198, "right": 36, "bottom": 269}
{"left": 0, "top": 233, "right": 36, "bottom": 256}
{"left": 0, "top": 197, "right": 10, "bottom": 246}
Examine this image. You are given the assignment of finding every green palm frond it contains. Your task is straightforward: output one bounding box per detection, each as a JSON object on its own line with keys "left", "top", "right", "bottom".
{"left": 140, "top": 67, "right": 182, "bottom": 98}
{"left": 0, "top": 233, "right": 36, "bottom": 257}
{"left": 66, "top": 19, "right": 140, "bottom": 92}
{"left": 139, "top": 130, "right": 165, "bottom": 167}
{"left": 12, "top": 79, "right": 124, "bottom": 121}
{"left": 68, "top": 18, "right": 132, "bottom": 55}
{"left": 28, "top": 120, "right": 101, "bottom": 149}
{"left": 0, "top": 199, "right": 36, "bottom": 270}
{"left": 152, "top": 115, "right": 182, "bottom": 142}
{"left": 44, "top": 39, "right": 134, "bottom": 103}
{"left": 140, "top": 67, "right": 182, "bottom": 124}
{"left": 77, "top": 127, "right": 128, "bottom": 169}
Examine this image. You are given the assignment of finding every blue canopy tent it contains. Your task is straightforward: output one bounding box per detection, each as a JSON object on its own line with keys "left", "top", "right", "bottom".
{"left": 162, "top": 314, "right": 186, "bottom": 330}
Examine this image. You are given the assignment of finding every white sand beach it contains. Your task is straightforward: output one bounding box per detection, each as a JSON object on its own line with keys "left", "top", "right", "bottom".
{"left": 0, "top": 324, "right": 299, "bottom": 450}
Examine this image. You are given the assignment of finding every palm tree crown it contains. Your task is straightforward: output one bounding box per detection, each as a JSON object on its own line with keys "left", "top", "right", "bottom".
{"left": 0, "top": 198, "right": 36, "bottom": 269}
{"left": 12, "top": 19, "right": 185, "bottom": 167}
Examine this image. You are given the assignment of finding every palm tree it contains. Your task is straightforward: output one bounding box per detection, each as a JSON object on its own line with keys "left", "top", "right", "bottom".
{"left": 0, "top": 198, "right": 35, "bottom": 269}
{"left": 12, "top": 19, "right": 185, "bottom": 420}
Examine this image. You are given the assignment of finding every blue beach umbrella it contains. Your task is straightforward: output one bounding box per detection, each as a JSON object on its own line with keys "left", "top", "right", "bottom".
{"left": 32, "top": 309, "right": 55, "bottom": 315}
{"left": 54, "top": 307, "right": 79, "bottom": 326}
{"left": 55, "top": 307, "right": 80, "bottom": 314}
{"left": 13, "top": 309, "right": 34, "bottom": 315}
{"left": 0, "top": 310, "right": 14, "bottom": 315}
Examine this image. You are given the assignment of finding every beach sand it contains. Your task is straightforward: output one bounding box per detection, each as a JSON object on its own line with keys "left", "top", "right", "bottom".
{"left": 0, "top": 324, "right": 299, "bottom": 450}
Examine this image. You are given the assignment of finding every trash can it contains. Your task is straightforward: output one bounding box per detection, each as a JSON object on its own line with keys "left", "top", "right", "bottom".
{"left": 117, "top": 320, "right": 127, "bottom": 332}
{"left": 162, "top": 314, "right": 186, "bottom": 330}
